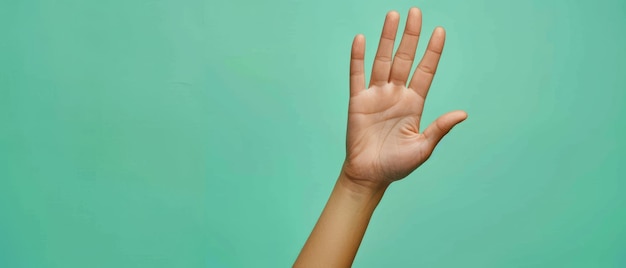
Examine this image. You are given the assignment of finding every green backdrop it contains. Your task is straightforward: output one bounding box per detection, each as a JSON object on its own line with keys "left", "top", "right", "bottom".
{"left": 2, "top": 0, "right": 625, "bottom": 267}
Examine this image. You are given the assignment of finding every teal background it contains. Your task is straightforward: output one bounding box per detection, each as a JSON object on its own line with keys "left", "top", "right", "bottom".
{"left": 1, "top": 0, "right": 625, "bottom": 267}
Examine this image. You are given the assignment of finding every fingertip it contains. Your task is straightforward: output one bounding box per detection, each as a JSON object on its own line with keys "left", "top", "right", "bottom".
{"left": 353, "top": 34, "right": 365, "bottom": 47}
{"left": 459, "top": 110, "right": 468, "bottom": 120}
{"left": 385, "top": 11, "right": 400, "bottom": 27}
{"left": 387, "top": 10, "right": 400, "bottom": 20}
{"left": 352, "top": 34, "right": 365, "bottom": 57}
{"left": 430, "top": 27, "right": 446, "bottom": 48}
{"left": 451, "top": 110, "right": 468, "bottom": 122}
{"left": 409, "top": 7, "right": 422, "bottom": 16}
{"left": 434, "top": 26, "right": 446, "bottom": 35}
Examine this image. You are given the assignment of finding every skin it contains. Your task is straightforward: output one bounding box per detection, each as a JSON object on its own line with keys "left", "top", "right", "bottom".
{"left": 294, "top": 7, "right": 467, "bottom": 267}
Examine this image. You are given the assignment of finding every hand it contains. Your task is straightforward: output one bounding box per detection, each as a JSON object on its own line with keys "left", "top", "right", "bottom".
{"left": 341, "top": 8, "right": 467, "bottom": 190}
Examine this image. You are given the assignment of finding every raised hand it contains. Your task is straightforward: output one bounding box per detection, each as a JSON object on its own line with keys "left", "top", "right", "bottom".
{"left": 342, "top": 8, "right": 467, "bottom": 189}
{"left": 295, "top": 8, "right": 467, "bottom": 267}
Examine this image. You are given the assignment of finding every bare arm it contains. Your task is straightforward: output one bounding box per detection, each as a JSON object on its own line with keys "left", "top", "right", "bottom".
{"left": 294, "top": 173, "right": 386, "bottom": 267}
{"left": 294, "top": 7, "right": 467, "bottom": 267}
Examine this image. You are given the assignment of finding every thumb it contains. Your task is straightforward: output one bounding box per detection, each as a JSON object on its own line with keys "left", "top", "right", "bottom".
{"left": 422, "top": 110, "right": 468, "bottom": 150}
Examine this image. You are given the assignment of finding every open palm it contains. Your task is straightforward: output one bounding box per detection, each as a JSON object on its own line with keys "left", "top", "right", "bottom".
{"left": 342, "top": 8, "right": 467, "bottom": 187}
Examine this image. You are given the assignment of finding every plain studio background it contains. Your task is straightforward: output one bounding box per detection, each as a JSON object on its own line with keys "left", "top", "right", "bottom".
{"left": 1, "top": 0, "right": 625, "bottom": 267}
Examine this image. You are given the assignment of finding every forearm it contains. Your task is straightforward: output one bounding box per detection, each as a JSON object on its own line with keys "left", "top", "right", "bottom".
{"left": 294, "top": 172, "right": 388, "bottom": 267}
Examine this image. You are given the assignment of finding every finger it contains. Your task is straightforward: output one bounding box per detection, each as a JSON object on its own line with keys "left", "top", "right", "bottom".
{"left": 409, "top": 27, "right": 445, "bottom": 99}
{"left": 369, "top": 11, "right": 400, "bottom": 87}
{"left": 350, "top": 34, "right": 366, "bottom": 96}
{"left": 389, "top": 7, "right": 422, "bottom": 86}
{"left": 422, "top": 110, "right": 467, "bottom": 151}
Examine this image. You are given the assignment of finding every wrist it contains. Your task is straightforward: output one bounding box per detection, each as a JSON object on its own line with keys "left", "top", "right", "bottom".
{"left": 337, "top": 169, "right": 389, "bottom": 199}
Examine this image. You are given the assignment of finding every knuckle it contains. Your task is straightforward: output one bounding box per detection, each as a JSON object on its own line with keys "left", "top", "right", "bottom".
{"left": 418, "top": 64, "right": 436, "bottom": 75}
{"left": 395, "top": 51, "right": 414, "bottom": 61}
{"left": 376, "top": 54, "right": 393, "bottom": 62}
{"left": 404, "top": 29, "right": 421, "bottom": 38}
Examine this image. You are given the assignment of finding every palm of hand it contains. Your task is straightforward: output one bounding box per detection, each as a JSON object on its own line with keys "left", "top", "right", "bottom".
{"left": 346, "top": 84, "right": 426, "bottom": 183}
{"left": 341, "top": 8, "right": 467, "bottom": 186}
